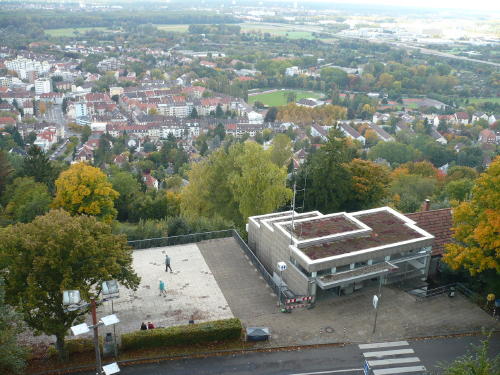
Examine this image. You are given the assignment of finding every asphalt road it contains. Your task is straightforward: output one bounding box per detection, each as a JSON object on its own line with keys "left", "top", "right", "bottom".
{"left": 82, "top": 334, "right": 499, "bottom": 375}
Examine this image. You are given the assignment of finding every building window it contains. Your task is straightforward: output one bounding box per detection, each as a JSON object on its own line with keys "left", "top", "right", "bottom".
{"left": 289, "top": 257, "right": 311, "bottom": 277}
{"left": 355, "top": 261, "right": 368, "bottom": 269}
{"left": 336, "top": 264, "right": 350, "bottom": 273}
{"left": 317, "top": 268, "right": 331, "bottom": 276}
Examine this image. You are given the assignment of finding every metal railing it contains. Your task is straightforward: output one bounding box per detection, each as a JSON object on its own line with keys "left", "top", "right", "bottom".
{"left": 127, "top": 230, "right": 235, "bottom": 249}
{"left": 230, "top": 230, "right": 280, "bottom": 295}
{"left": 127, "top": 229, "right": 280, "bottom": 295}
{"left": 411, "top": 283, "right": 456, "bottom": 301}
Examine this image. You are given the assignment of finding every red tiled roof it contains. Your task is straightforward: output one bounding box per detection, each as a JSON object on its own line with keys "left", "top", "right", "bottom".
{"left": 405, "top": 208, "right": 452, "bottom": 256}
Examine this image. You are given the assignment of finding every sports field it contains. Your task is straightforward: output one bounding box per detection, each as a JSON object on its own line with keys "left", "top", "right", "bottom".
{"left": 248, "top": 89, "right": 324, "bottom": 107}
{"left": 468, "top": 97, "right": 500, "bottom": 104}
{"left": 155, "top": 24, "right": 190, "bottom": 32}
{"left": 239, "top": 23, "right": 316, "bottom": 39}
{"left": 45, "top": 27, "right": 114, "bottom": 37}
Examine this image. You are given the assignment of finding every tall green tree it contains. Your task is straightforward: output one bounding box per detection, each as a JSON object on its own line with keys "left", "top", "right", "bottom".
{"left": 22, "top": 145, "right": 57, "bottom": 192}
{"left": 296, "top": 128, "right": 356, "bottom": 213}
{"left": 344, "top": 159, "right": 390, "bottom": 211}
{"left": 110, "top": 171, "right": 141, "bottom": 221}
{"left": 2, "top": 177, "right": 52, "bottom": 223}
{"left": 0, "top": 210, "right": 140, "bottom": 359}
{"left": 181, "top": 142, "right": 291, "bottom": 226}
{"left": 0, "top": 151, "right": 13, "bottom": 194}
{"left": 270, "top": 134, "right": 292, "bottom": 167}
{"left": 0, "top": 277, "right": 27, "bottom": 374}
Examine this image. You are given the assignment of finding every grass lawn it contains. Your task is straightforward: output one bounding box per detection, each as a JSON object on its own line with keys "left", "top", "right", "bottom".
{"left": 45, "top": 27, "right": 113, "bottom": 37}
{"left": 239, "top": 23, "right": 316, "bottom": 39}
{"left": 155, "top": 24, "right": 190, "bottom": 32}
{"left": 468, "top": 97, "right": 500, "bottom": 104}
{"left": 248, "top": 89, "right": 324, "bottom": 107}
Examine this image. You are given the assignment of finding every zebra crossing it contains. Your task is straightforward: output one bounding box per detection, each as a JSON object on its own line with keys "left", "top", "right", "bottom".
{"left": 359, "top": 341, "right": 427, "bottom": 375}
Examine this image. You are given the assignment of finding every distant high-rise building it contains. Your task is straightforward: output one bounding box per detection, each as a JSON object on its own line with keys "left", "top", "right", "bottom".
{"left": 34, "top": 78, "right": 52, "bottom": 95}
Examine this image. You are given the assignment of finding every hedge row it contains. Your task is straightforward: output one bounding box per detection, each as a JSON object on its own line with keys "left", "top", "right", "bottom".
{"left": 47, "top": 338, "right": 101, "bottom": 357}
{"left": 121, "top": 318, "right": 242, "bottom": 351}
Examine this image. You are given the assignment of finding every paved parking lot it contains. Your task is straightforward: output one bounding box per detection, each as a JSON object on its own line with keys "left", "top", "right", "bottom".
{"left": 198, "top": 237, "right": 500, "bottom": 346}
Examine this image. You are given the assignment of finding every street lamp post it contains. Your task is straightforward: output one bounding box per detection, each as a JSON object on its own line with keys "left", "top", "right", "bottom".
{"left": 90, "top": 298, "right": 102, "bottom": 374}
{"left": 63, "top": 280, "right": 121, "bottom": 375}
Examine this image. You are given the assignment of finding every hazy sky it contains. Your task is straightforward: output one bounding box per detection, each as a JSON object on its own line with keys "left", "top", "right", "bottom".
{"left": 309, "top": 0, "right": 499, "bottom": 12}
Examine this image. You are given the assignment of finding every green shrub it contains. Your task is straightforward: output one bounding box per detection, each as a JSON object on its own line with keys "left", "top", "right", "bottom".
{"left": 121, "top": 318, "right": 242, "bottom": 351}
{"left": 47, "top": 337, "right": 101, "bottom": 357}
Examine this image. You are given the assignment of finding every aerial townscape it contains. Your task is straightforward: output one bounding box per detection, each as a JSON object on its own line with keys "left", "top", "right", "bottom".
{"left": 0, "top": 0, "right": 498, "bottom": 374}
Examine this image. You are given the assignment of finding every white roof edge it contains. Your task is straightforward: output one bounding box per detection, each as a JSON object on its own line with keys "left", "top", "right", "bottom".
{"left": 262, "top": 211, "right": 322, "bottom": 232}
{"left": 248, "top": 210, "right": 295, "bottom": 228}
{"left": 292, "top": 235, "right": 434, "bottom": 266}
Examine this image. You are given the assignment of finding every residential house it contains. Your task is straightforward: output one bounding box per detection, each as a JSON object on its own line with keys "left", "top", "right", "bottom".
{"left": 471, "top": 112, "right": 489, "bottom": 123}
{"left": 34, "top": 126, "right": 58, "bottom": 151}
{"left": 478, "top": 129, "right": 497, "bottom": 144}
{"left": 247, "top": 110, "right": 264, "bottom": 124}
{"left": 454, "top": 112, "right": 469, "bottom": 125}
{"left": 143, "top": 173, "right": 159, "bottom": 190}
{"left": 368, "top": 124, "right": 394, "bottom": 142}
{"left": 430, "top": 128, "right": 447, "bottom": 145}
{"left": 339, "top": 123, "right": 365, "bottom": 145}
{"left": 310, "top": 123, "right": 328, "bottom": 141}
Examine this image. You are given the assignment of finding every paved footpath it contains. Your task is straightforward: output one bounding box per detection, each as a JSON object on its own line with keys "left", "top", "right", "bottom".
{"left": 198, "top": 238, "right": 500, "bottom": 347}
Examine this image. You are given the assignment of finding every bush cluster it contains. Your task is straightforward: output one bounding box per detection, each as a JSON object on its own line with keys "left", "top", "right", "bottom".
{"left": 121, "top": 318, "right": 242, "bottom": 351}
{"left": 47, "top": 338, "right": 101, "bottom": 357}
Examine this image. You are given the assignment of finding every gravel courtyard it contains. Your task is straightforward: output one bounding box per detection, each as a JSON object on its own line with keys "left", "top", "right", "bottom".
{"left": 96, "top": 244, "right": 233, "bottom": 341}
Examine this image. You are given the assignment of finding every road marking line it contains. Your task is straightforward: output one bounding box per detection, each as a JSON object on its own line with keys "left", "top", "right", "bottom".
{"left": 363, "top": 348, "right": 415, "bottom": 357}
{"left": 289, "top": 369, "right": 363, "bottom": 375}
{"left": 367, "top": 357, "right": 421, "bottom": 366}
{"left": 373, "top": 365, "right": 426, "bottom": 375}
{"left": 358, "top": 341, "right": 409, "bottom": 349}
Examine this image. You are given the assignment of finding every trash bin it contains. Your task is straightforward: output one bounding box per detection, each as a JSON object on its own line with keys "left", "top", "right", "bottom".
{"left": 448, "top": 287, "right": 455, "bottom": 298}
{"left": 103, "top": 332, "right": 116, "bottom": 358}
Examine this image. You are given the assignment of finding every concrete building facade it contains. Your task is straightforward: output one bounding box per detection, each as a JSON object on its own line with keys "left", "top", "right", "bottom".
{"left": 248, "top": 207, "right": 434, "bottom": 301}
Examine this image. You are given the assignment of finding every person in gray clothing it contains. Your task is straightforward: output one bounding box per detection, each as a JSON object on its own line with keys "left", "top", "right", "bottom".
{"left": 165, "top": 254, "right": 173, "bottom": 273}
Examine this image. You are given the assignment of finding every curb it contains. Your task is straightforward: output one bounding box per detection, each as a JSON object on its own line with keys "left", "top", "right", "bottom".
{"left": 30, "top": 329, "right": 500, "bottom": 375}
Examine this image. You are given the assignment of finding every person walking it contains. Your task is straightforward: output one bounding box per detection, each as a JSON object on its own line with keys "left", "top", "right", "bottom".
{"left": 165, "top": 254, "right": 173, "bottom": 273}
{"left": 159, "top": 279, "right": 167, "bottom": 296}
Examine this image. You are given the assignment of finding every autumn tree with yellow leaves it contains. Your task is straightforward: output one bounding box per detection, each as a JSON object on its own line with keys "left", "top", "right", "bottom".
{"left": 52, "top": 162, "right": 119, "bottom": 223}
{"left": 443, "top": 156, "right": 500, "bottom": 276}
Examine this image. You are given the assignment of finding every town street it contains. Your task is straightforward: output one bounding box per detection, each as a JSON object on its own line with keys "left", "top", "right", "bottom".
{"left": 82, "top": 334, "right": 499, "bottom": 375}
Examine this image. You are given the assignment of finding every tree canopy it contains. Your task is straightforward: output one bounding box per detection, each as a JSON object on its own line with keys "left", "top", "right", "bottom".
{"left": 443, "top": 156, "right": 500, "bottom": 276}
{"left": 181, "top": 141, "right": 292, "bottom": 226}
{"left": 0, "top": 210, "right": 140, "bottom": 358}
{"left": 0, "top": 277, "right": 27, "bottom": 374}
{"left": 52, "top": 163, "right": 119, "bottom": 223}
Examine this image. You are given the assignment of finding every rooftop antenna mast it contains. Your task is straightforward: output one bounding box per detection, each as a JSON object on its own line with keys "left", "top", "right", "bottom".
{"left": 290, "top": 166, "right": 307, "bottom": 244}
